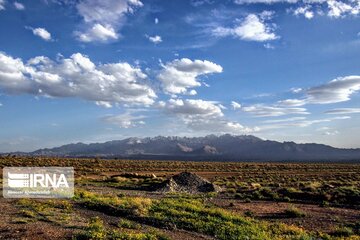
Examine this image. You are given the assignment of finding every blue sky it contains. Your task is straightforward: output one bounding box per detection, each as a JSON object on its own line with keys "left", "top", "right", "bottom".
{"left": 0, "top": 0, "right": 360, "bottom": 152}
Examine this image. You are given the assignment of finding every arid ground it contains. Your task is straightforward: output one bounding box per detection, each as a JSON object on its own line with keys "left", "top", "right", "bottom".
{"left": 0, "top": 156, "right": 359, "bottom": 239}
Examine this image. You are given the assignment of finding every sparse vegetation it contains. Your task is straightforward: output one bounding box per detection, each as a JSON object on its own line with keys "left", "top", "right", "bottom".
{"left": 1, "top": 156, "right": 360, "bottom": 239}
{"left": 74, "top": 217, "right": 170, "bottom": 240}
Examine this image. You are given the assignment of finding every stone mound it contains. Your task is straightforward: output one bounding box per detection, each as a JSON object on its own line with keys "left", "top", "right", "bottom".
{"left": 156, "top": 172, "right": 220, "bottom": 193}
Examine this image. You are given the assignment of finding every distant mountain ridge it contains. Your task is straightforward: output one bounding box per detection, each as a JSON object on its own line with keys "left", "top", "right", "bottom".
{"left": 18, "top": 134, "right": 360, "bottom": 161}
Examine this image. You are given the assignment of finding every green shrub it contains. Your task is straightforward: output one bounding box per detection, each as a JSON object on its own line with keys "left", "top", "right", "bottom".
{"left": 118, "top": 219, "right": 141, "bottom": 230}
{"left": 80, "top": 217, "right": 107, "bottom": 240}
{"left": 284, "top": 206, "right": 306, "bottom": 218}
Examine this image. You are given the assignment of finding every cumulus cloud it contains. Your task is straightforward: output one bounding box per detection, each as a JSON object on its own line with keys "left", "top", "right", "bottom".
{"left": 242, "top": 104, "right": 309, "bottom": 117}
{"left": 293, "top": 5, "right": 314, "bottom": 18}
{"left": 157, "top": 58, "right": 222, "bottom": 95}
{"left": 281, "top": 75, "right": 360, "bottom": 106}
{"left": 325, "top": 108, "right": 360, "bottom": 114}
{"left": 213, "top": 13, "right": 278, "bottom": 42}
{"left": 27, "top": 27, "right": 52, "bottom": 41}
{"left": 75, "top": 23, "right": 118, "bottom": 42}
{"left": 147, "top": 35, "right": 162, "bottom": 44}
{"left": 159, "top": 99, "right": 257, "bottom": 133}
{"left": 0, "top": 51, "right": 156, "bottom": 106}
{"left": 231, "top": 101, "right": 242, "bottom": 109}
{"left": 159, "top": 99, "right": 224, "bottom": 118}
{"left": 75, "top": 0, "right": 143, "bottom": 42}
{"left": 327, "top": 0, "right": 357, "bottom": 18}
{"left": 14, "top": 1, "right": 24, "bottom": 10}
{"left": 102, "top": 112, "right": 145, "bottom": 128}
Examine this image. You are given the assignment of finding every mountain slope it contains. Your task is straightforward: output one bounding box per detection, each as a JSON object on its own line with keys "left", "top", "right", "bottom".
{"left": 27, "top": 134, "right": 360, "bottom": 161}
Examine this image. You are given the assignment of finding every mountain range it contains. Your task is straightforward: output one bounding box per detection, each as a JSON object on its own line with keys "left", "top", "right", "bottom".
{"left": 13, "top": 134, "right": 360, "bottom": 162}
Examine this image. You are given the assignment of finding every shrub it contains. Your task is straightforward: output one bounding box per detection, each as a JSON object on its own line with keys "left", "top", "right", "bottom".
{"left": 80, "top": 217, "right": 107, "bottom": 240}
{"left": 284, "top": 206, "right": 306, "bottom": 218}
{"left": 118, "top": 219, "right": 141, "bottom": 230}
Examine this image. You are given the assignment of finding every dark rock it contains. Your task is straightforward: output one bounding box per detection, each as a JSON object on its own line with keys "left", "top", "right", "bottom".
{"left": 155, "top": 172, "right": 220, "bottom": 193}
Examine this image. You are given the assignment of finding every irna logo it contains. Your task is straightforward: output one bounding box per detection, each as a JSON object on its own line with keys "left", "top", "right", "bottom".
{"left": 3, "top": 167, "right": 74, "bottom": 198}
{"left": 8, "top": 172, "right": 69, "bottom": 188}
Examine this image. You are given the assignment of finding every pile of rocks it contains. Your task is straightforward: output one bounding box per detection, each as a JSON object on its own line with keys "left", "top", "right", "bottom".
{"left": 156, "top": 172, "right": 220, "bottom": 193}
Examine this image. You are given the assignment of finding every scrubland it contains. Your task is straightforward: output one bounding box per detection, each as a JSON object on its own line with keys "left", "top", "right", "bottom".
{"left": 0, "top": 156, "right": 359, "bottom": 239}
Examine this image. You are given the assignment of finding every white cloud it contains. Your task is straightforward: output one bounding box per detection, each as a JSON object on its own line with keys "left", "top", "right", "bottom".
{"left": 293, "top": 5, "right": 314, "bottom": 19}
{"left": 27, "top": 27, "right": 52, "bottom": 41}
{"left": 242, "top": 104, "right": 309, "bottom": 117}
{"left": 75, "top": 0, "right": 143, "bottom": 43}
{"left": 0, "top": 52, "right": 31, "bottom": 93}
{"left": 102, "top": 112, "right": 145, "bottom": 128}
{"left": 234, "top": 0, "right": 298, "bottom": 3}
{"left": 213, "top": 13, "right": 279, "bottom": 42}
{"left": 290, "top": 87, "right": 303, "bottom": 93}
{"left": 231, "top": 101, "right": 242, "bottom": 109}
{"left": 278, "top": 98, "right": 307, "bottom": 106}
{"left": 292, "top": 116, "right": 350, "bottom": 127}
{"left": 14, "top": 1, "right": 24, "bottom": 10}
{"left": 159, "top": 99, "right": 257, "bottom": 133}
{"left": 75, "top": 23, "right": 118, "bottom": 42}
{"left": 0, "top": 102, "right": 2, "bottom": 106}
{"left": 95, "top": 101, "right": 113, "bottom": 108}
{"left": 235, "top": 0, "right": 360, "bottom": 18}
{"left": 157, "top": 58, "right": 222, "bottom": 95}
{"left": 159, "top": 99, "right": 224, "bottom": 118}
{"left": 260, "top": 116, "right": 350, "bottom": 130}
{"left": 185, "top": 117, "right": 258, "bottom": 133}
{"left": 0, "top": 51, "right": 156, "bottom": 106}
{"left": 282, "top": 75, "right": 360, "bottom": 106}
{"left": 154, "top": 18, "right": 159, "bottom": 24}
{"left": 262, "top": 116, "right": 307, "bottom": 123}
{"left": 0, "top": 0, "right": 5, "bottom": 10}
{"left": 327, "top": 0, "right": 356, "bottom": 18}
{"left": 147, "top": 35, "right": 162, "bottom": 44}
{"left": 325, "top": 108, "right": 360, "bottom": 114}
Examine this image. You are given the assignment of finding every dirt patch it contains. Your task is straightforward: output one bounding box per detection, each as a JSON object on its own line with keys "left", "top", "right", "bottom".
{"left": 212, "top": 199, "right": 360, "bottom": 233}
{"left": 0, "top": 197, "right": 77, "bottom": 239}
